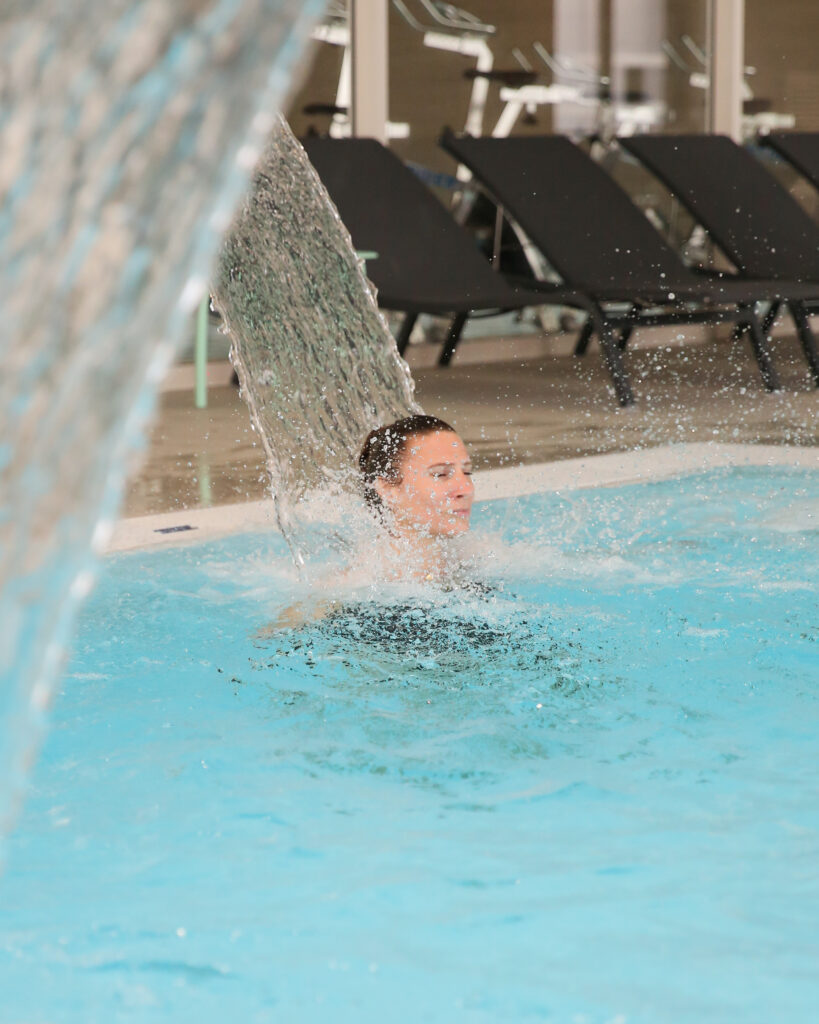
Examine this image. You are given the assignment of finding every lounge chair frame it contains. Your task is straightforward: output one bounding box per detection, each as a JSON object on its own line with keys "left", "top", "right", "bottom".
{"left": 438, "top": 129, "right": 819, "bottom": 403}
{"left": 762, "top": 132, "right": 819, "bottom": 196}
{"left": 620, "top": 133, "right": 819, "bottom": 386}
{"left": 301, "top": 135, "right": 588, "bottom": 376}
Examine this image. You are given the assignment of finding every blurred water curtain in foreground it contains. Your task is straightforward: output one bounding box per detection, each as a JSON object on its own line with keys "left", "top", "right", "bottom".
{"left": 213, "top": 116, "right": 418, "bottom": 566}
{"left": 0, "top": 0, "right": 331, "bottom": 841}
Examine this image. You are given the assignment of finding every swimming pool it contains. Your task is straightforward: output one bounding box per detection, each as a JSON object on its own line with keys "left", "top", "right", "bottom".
{"left": 2, "top": 461, "right": 817, "bottom": 1023}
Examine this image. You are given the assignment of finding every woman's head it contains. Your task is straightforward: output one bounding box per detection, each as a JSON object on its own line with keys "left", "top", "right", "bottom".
{"left": 359, "top": 415, "right": 474, "bottom": 537}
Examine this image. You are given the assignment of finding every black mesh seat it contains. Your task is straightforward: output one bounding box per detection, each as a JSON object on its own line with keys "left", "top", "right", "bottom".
{"left": 301, "top": 137, "right": 586, "bottom": 369}
{"left": 621, "top": 134, "right": 819, "bottom": 384}
{"left": 439, "top": 130, "right": 817, "bottom": 403}
{"left": 765, "top": 132, "right": 819, "bottom": 193}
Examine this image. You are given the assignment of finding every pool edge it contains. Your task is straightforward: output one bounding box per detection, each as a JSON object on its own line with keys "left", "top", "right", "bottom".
{"left": 107, "top": 442, "right": 818, "bottom": 553}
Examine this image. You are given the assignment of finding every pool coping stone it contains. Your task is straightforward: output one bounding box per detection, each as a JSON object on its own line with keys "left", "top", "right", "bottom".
{"left": 107, "top": 443, "right": 818, "bottom": 553}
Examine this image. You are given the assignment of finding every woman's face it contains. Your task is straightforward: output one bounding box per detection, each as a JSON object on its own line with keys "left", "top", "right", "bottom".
{"left": 375, "top": 430, "right": 474, "bottom": 537}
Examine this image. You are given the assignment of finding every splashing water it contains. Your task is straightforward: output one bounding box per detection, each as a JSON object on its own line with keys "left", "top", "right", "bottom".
{"left": 213, "top": 117, "right": 418, "bottom": 568}
{"left": 0, "top": 0, "right": 326, "bottom": 843}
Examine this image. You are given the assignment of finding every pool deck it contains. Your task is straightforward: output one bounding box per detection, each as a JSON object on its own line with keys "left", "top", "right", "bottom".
{"left": 120, "top": 323, "right": 818, "bottom": 538}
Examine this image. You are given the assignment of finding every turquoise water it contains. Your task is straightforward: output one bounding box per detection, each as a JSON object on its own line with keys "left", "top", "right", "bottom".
{"left": 2, "top": 467, "right": 818, "bottom": 1023}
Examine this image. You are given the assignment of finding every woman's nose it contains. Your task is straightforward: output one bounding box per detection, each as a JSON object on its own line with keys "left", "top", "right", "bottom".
{"left": 452, "top": 471, "right": 474, "bottom": 496}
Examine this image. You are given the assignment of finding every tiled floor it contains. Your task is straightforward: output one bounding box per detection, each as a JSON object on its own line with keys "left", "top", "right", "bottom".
{"left": 123, "top": 326, "right": 818, "bottom": 518}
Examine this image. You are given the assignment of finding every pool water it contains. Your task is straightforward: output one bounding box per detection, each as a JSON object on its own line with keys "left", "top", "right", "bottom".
{"left": 2, "top": 467, "right": 817, "bottom": 1023}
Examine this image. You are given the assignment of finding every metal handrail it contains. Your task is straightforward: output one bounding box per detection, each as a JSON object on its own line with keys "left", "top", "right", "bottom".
{"left": 392, "top": 0, "right": 494, "bottom": 36}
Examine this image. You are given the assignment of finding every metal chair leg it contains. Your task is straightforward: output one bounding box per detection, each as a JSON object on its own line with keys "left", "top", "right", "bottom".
{"left": 787, "top": 301, "right": 819, "bottom": 387}
{"left": 762, "top": 300, "right": 781, "bottom": 337}
{"left": 742, "top": 306, "right": 781, "bottom": 392}
{"left": 395, "top": 313, "right": 417, "bottom": 356}
{"left": 438, "top": 312, "right": 469, "bottom": 367}
{"left": 618, "top": 324, "right": 635, "bottom": 351}
{"left": 574, "top": 317, "right": 594, "bottom": 356}
{"left": 594, "top": 312, "right": 635, "bottom": 407}
{"left": 616, "top": 304, "right": 640, "bottom": 350}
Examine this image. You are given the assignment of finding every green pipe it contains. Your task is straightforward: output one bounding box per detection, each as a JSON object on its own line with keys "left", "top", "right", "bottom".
{"left": 195, "top": 293, "right": 209, "bottom": 408}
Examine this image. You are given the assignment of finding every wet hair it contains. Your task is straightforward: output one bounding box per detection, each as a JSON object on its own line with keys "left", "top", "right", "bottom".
{"left": 358, "top": 414, "right": 456, "bottom": 511}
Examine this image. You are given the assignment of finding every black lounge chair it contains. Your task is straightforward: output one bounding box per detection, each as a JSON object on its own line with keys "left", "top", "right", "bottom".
{"left": 300, "top": 136, "right": 586, "bottom": 372}
{"left": 764, "top": 132, "right": 819, "bottom": 194}
{"left": 620, "top": 133, "right": 819, "bottom": 385}
{"left": 440, "top": 130, "right": 819, "bottom": 404}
